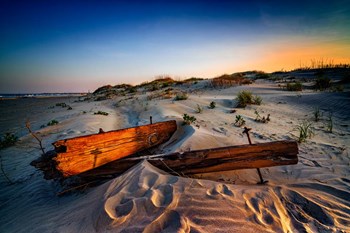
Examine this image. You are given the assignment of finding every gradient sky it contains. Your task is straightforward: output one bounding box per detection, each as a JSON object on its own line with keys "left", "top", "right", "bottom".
{"left": 1, "top": 0, "right": 350, "bottom": 93}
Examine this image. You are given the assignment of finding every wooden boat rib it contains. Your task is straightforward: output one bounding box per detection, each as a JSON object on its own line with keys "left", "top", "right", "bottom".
{"left": 52, "top": 120, "right": 177, "bottom": 177}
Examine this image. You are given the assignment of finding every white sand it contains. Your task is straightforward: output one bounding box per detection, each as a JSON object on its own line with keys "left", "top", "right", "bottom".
{"left": 0, "top": 80, "right": 349, "bottom": 232}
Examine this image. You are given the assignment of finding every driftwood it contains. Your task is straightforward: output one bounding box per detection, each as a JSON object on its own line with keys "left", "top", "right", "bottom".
{"left": 77, "top": 140, "right": 298, "bottom": 180}
{"left": 50, "top": 120, "right": 177, "bottom": 177}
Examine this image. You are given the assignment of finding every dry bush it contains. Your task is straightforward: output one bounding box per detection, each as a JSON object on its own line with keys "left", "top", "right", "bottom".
{"left": 210, "top": 73, "right": 252, "bottom": 88}
{"left": 286, "top": 82, "right": 303, "bottom": 91}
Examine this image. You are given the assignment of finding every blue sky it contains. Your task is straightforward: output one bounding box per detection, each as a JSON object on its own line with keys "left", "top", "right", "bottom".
{"left": 1, "top": 0, "right": 349, "bottom": 93}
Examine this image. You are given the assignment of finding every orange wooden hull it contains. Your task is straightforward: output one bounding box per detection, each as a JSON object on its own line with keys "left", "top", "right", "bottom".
{"left": 52, "top": 120, "right": 177, "bottom": 177}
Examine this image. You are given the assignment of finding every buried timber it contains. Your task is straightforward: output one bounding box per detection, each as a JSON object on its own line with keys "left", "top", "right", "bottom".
{"left": 31, "top": 120, "right": 298, "bottom": 182}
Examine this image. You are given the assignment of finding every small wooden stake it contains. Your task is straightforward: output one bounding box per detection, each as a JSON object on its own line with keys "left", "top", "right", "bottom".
{"left": 242, "top": 127, "right": 268, "bottom": 185}
{"left": 150, "top": 116, "right": 153, "bottom": 124}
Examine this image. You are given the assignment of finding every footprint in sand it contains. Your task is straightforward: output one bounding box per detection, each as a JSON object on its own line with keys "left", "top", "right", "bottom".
{"left": 143, "top": 210, "right": 190, "bottom": 233}
{"left": 150, "top": 184, "right": 174, "bottom": 207}
{"left": 114, "top": 199, "right": 134, "bottom": 218}
{"left": 243, "top": 194, "right": 277, "bottom": 227}
{"left": 206, "top": 184, "right": 234, "bottom": 198}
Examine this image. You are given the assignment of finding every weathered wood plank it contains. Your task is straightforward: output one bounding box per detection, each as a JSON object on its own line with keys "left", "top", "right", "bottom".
{"left": 78, "top": 140, "right": 298, "bottom": 179}
{"left": 53, "top": 120, "right": 177, "bottom": 177}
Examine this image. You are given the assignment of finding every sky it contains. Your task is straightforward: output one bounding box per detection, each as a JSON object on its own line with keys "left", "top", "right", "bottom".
{"left": 0, "top": 0, "right": 350, "bottom": 93}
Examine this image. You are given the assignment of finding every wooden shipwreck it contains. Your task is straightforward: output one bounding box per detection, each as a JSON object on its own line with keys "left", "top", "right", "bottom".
{"left": 31, "top": 120, "right": 299, "bottom": 184}
{"left": 77, "top": 140, "right": 298, "bottom": 180}
{"left": 44, "top": 120, "right": 177, "bottom": 177}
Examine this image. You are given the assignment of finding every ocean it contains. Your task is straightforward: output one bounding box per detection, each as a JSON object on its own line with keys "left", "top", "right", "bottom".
{"left": 0, "top": 93, "right": 86, "bottom": 99}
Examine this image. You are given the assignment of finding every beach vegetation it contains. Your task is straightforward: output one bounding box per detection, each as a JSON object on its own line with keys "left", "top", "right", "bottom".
{"left": 147, "top": 88, "right": 174, "bottom": 100}
{"left": 253, "top": 95, "right": 262, "bottom": 105}
{"left": 183, "top": 77, "right": 204, "bottom": 84}
{"left": 286, "top": 82, "right": 303, "bottom": 91}
{"left": 47, "top": 120, "right": 59, "bottom": 126}
{"left": 254, "top": 110, "right": 270, "bottom": 123}
{"left": 296, "top": 121, "right": 314, "bottom": 143}
{"left": 0, "top": 133, "right": 18, "bottom": 149}
{"left": 26, "top": 121, "right": 46, "bottom": 155}
{"left": 211, "top": 73, "right": 252, "bottom": 88}
{"left": 326, "top": 112, "right": 333, "bottom": 133}
{"left": 292, "top": 59, "right": 350, "bottom": 71}
{"left": 315, "top": 76, "right": 331, "bottom": 90}
{"left": 174, "top": 92, "right": 188, "bottom": 101}
{"left": 195, "top": 104, "right": 203, "bottom": 113}
{"left": 94, "top": 111, "right": 109, "bottom": 116}
{"left": 234, "top": 115, "right": 246, "bottom": 127}
{"left": 182, "top": 114, "right": 196, "bottom": 125}
{"left": 56, "top": 102, "right": 68, "bottom": 108}
{"left": 236, "top": 91, "right": 262, "bottom": 107}
{"left": 208, "top": 101, "right": 216, "bottom": 109}
{"left": 313, "top": 107, "right": 322, "bottom": 122}
{"left": 255, "top": 71, "right": 270, "bottom": 79}
{"left": 236, "top": 90, "right": 252, "bottom": 107}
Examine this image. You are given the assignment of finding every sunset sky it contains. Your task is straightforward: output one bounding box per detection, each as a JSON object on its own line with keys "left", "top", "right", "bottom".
{"left": 1, "top": 0, "right": 349, "bottom": 93}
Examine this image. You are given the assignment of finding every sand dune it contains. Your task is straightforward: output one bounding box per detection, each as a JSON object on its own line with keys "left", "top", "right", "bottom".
{"left": 1, "top": 78, "right": 350, "bottom": 232}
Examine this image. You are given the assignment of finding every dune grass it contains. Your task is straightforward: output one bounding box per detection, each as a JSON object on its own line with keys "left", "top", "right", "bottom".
{"left": 236, "top": 91, "right": 262, "bottom": 107}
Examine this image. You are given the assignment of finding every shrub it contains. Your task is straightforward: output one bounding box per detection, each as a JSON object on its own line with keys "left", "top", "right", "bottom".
{"left": 286, "top": 82, "right": 303, "bottom": 91}
{"left": 236, "top": 90, "right": 252, "bottom": 107}
{"left": 236, "top": 91, "right": 262, "bottom": 107}
{"left": 252, "top": 95, "right": 262, "bottom": 105}
{"left": 174, "top": 92, "right": 188, "bottom": 101}
{"left": 182, "top": 114, "right": 196, "bottom": 125}
{"left": 234, "top": 115, "right": 246, "bottom": 127}
{"left": 315, "top": 77, "right": 331, "bottom": 90}
{"left": 255, "top": 71, "right": 270, "bottom": 79}
{"left": 296, "top": 121, "right": 314, "bottom": 143}
{"left": 47, "top": 120, "right": 59, "bottom": 126}
{"left": 56, "top": 102, "right": 67, "bottom": 108}
{"left": 94, "top": 111, "right": 109, "bottom": 116}
{"left": 211, "top": 73, "right": 252, "bottom": 88}
{"left": 208, "top": 101, "right": 216, "bottom": 109}
{"left": 0, "top": 133, "right": 18, "bottom": 149}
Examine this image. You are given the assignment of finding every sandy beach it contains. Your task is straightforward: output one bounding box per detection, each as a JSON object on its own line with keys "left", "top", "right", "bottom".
{"left": 1, "top": 75, "right": 350, "bottom": 232}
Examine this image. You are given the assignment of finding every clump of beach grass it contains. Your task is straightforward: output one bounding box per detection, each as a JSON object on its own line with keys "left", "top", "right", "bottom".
{"left": 0, "top": 133, "right": 18, "bottom": 149}
{"left": 47, "top": 120, "right": 59, "bottom": 126}
{"left": 195, "top": 104, "right": 203, "bottom": 113}
{"left": 94, "top": 111, "right": 109, "bottom": 116}
{"left": 296, "top": 121, "right": 314, "bottom": 143}
{"left": 326, "top": 111, "right": 333, "bottom": 133}
{"left": 234, "top": 115, "right": 246, "bottom": 127}
{"left": 286, "top": 82, "right": 303, "bottom": 91}
{"left": 174, "top": 92, "right": 188, "bottom": 101}
{"left": 313, "top": 107, "right": 322, "bottom": 122}
{"left": 182, "top": 114, "right": 196, "bottom": 125}
{"left": 208, "top": 101, "right": 216, "bottom": 109}
{"left": 236, "top": 90, "right": 262, "bottom": 107}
